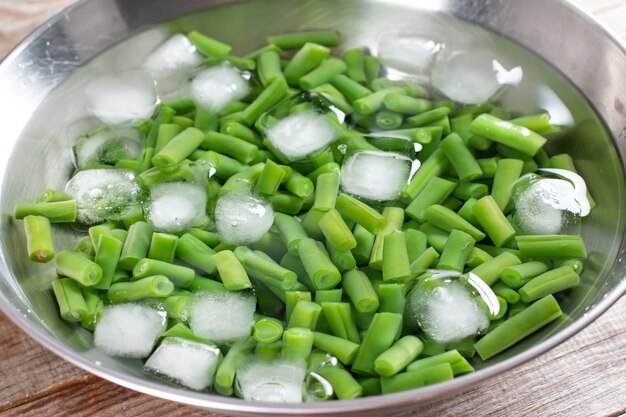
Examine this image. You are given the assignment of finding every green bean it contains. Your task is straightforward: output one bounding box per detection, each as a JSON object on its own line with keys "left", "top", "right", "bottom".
{"left": 453, "top": 182, "right": 488, "bottom": 201}
{"left": 326, "top": 241, "right": 357, "bottom": 272}
{"left": 380, "top": 363, "right": 454, "bottom": 394}
{"left": 402, "top": 150, "right": 450, "bottom": 202}
{"left": 341, "top": 269, "right": 379, "bottom": 313}
{"left": 132, "top": 258, "right": 194, "bottom": 288}
{"left": 377, "top": 283, "right": 405, "bottom": 314}
{"left": 151, "top": 127, "right": 205, "bottom": 168}
{"left": 363, "top": 55, "right": 380, "bottom": 86}
{"left": 369, "top": 207, "right": 405, "bottom": 269}
{"left": 374, "top": 335, "right": 424, "bottom": 377}
{"left": 312, "top": 332, "right": 360, "bottom": 365}
{"left": 490, "top": 281, "right": 520, "bottom": 304}
{"left": 268, "top": 31, "right": 340, "bottom": 49}
{"left": 334, "top": 193, "right": 385, "bottom": 236}
{"left": 383, "top": 93, "right": 432, "bottom": 115}
{"left": 437, "top": 230, "right": 475, "bottom": 272}
{"left": 352, "top": 224, "right": 375, "bottom": 266}
{"left": 145, "top": 106, "right": 175, "bottom": 148}
{"left": 187, "top": 31, "right": 232, "bottom": 56}
{"left": 516, "top": 235, "right": 587, "bottom": 258}
{"left": 409, "top": 247, "right": 440, "bottom": 276}
{"left": 382, "top": 231, "right": 411, "bottom": 282}
{"left": 321, "top": 302, "right": 361, "bottom": 343}
{"left": 35, "top": 189, "right": 72, "bottom": 203}
{"left": 472, "top": 195, "right": 516, "bottom": 247}
{"left": 194, "top": 107, "right": 218, "bottom": 134}
{"left": 469, "top": 113, "right": 547, "bottom": 156}
{"left": 469, "top": 251, "right": 521, "bottom": 286}
{"left": 153, "top": 124, "right": 180, "bottom": 154}
{"left": 297, "top": 238, "right": 341, "bottom": 290}
{"left": 316, "top": 366, "right": 363, "bottom": 400}
{"left": 406, "top": 349, "right": 474, "bottom": 375}
{"left": 288, "top": 300, "right": 322, "bottom": 329}
{"left": 330, "top": 74, "right": 373, "bottom": 102}
{"left": 51, "top": 278, "right": 88, "bottom": 322}
{"left": 352, "top": 312, "right": 403, "bottom": 375}
{"left": 283, "top": 43, "right": 331, "bottom": 85}
{"left": 491, "top": 158, "right": 524, "bottom": 211}
{"left": 300, "top": 58, "right": 347, "bottom": 90}
{"left": 214, "top": 337, "right": 255, "bottom": 396}
{"left": 172, "top": 115, "right": 193, "bottom": 130}
{"left": 273, "top": 213, "right": 308, "bottom": 254}
{"left": 242, "top": 78, "right": 288, "bottom": 125}
{"left": 236, "top": 247, "right": 299, "bottom": 290}
{"left": 220, "top": 121, "right": 263, "bottom": 147}
{"left": 422, "top": 204, "right": 485, "bottom": 241}
{"left": 340, "top": 48, "right": 366, "bottom": 86}
{"left": 202, "top": 131, "right": 259, "bottom": 164}
{"left": 175, "top": 233, "right": 217, "bottom": 275}
{"left": 253, "top": 316, "right": 284, "bottom": 343}
{"left": 146, "top": 232, "right": 178, "bottom": 263}
{"left": 353, "top": 87, "right": 404, "bottom": 115}
{"left": 285, "top": 291, "right": 312, "bottom": 323}
{"left": 439, "top": 133, "right": 482, "bottom": 181}
{"left": 407, "top": 106, "right": 450, "bottom": 127}
{"left": 23, "top": 215, "right": 54, "bottom": 263}
{"left": 474, "top": 295, "right": 562, "bottom": 360}
{"left": 319, "top": 209, "right": 357, "bottom": 251}
{"left": 500, "top": 260, "right": 551, "bottom": 289}
{"left": 107, "top": 275, "right": 174, "bottom": 303}
{"left": 270, "top": 192, "right": 304, "bottom": 215}
{"left": 405, "top": 176, "right": 456, "bottom": 221}
{"left": 14, "top": 200, "right": 77, "bottom": 223}
{"left": 118, "top": 221, "right": 153, "bottom": 270}
{"left": 553, "top": 258, "right": 584, "bottom": 275}
{"left": 518, "top": 266, "right": 580, "bottom": 303}
{"left": 373, "top": 111, "right": 401, "bottom": 130}
{"left": 404, "top": 229, "right": 427, "bottom": 264}
{"left": 281, "top": 327, "right": 314, "bottom": 362}
{"left": 549, "top": 153, "right": 596, "bottom": 208}
{"left": 56, "top": 250, "right": 102, "bottom": 286}
{"left": 92, "top": 234, "right": 123, "bottom": 290}
{"left": 253, "top": 159, "right": 285, "bottom": 196}
{"left": 80, "top": 287, "right": 103, "bottom": 331}
{"left": 257, "top": 50, "right": 285, "bottom": 86}
{"left": 312, "top": 172, "right": 339, "bottom": 211}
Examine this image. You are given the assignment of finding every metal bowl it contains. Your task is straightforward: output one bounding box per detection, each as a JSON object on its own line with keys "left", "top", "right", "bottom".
{"left": 0, "top": 0, "right": 625, "bottom": 415}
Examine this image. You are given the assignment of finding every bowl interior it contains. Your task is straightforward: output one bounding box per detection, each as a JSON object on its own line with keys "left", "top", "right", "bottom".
{"left": 0, "top": 0, "right": 625, "bottom": 415}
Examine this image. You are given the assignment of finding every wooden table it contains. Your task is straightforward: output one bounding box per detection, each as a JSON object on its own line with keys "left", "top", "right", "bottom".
{"left": 1, "top": 1, "right": 625, "bottom": 415}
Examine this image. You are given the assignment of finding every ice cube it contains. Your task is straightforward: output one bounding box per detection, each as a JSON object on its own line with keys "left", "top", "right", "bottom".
{"left": 85, "top": 70, "right": 158, "bottom": 126}
{"left": 65, "top": 169, "right": 144, "bottom": 224}
{"left": 147, "top": 182, "right": 208, "bottom": 233}
{"left": 74, "top": 127, "right": 143, "bottom": 169}
{"left": 377, "top": 33, "right": 442, "bottom": 76}
{"left": 144, "top": 337, "right": 221, "bottom": 391}
{"left": 143, "top": 34, "right": 203, "bottom": 93}
{"left": 215, "top": 191, "right": 274, "bottom": 245}
{"left": 431, "top": 49, "right": 520, "bottom": 104}
{"left": 190, "top": 64, "right": 250, "bottom": 113}
{"left": 512, "top": 173, "right": 588, "bottom": 235}
{"left": 94, "top": 303, "right": 166, "bottom": 358}
{"left": 266, "top": 111, "right": 339, "bottom": 160}
{"left": 340, "top": 150, "right": 412, "bottom": 201}
{"left": 237, "top": 359, "right": 307, "bottom": 403}
{"left": 409, "top": 278, "right": 489, "bottom": 344}
{"left": 189, "top": 290, "right": 256, "bottom": 344}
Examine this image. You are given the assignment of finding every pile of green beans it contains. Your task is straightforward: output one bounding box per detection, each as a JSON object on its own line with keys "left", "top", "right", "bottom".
{"left": 12, "top": 28, "right": 593, "bottom": 400}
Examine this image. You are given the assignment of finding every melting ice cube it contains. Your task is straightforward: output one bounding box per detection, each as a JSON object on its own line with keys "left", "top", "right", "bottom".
{"left": 147, "top": 182, "right": 208, "bottom": 233}
{"left": 237, "top": 359, "right": 307, "bottom": 403}
{"left": 409, "top": 277, "right": 489, "bottom": 344}
{"left": 74, "top": 127, "right": 143, "bottom": 169}
{"left": 144, "top": 337, "right": 220, "bottom": 390}
{"left": 94, "top": 303, "right": 166, "bottom": 358}
{"left": 511, "top": 170, "right": 589, "bottom": 235}
{"left": 65, "top": 169, "right": 143, "bottom": 224}
{"left": 85, "top": 70, "right": 158, "bottom": 126}
{"left": 377, "top": 33, "right": 443, "bottom": 76}
{"left": 431, "top": 48, "right": 522, "bottom": 104}
{"left": 189, "top": 290, "right": 256, "bottom": 344}
{"left": 215, "top": 191, "right": 274, "bottom": 245}
{"left": 190, "top": 64, "right": 250, "bottom": 113}
{"left": 340, "top": 150, "right": 412, "bottom": 201}
{"left": 266, "top": 111, "right": 339, "bottom": 160}
{"left": 143, "top": 34, "right": 203, "bottom": 93}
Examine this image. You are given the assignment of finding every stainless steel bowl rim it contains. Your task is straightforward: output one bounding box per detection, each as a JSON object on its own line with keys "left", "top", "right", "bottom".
{"left": 0, "top": 0, "right": 625, "bottom": 414}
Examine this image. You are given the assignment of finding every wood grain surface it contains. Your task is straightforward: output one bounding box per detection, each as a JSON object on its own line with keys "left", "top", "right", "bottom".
{"left": 1, "top": 0, "right": 625, "bottom": 416}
